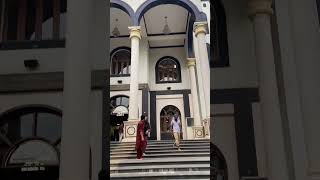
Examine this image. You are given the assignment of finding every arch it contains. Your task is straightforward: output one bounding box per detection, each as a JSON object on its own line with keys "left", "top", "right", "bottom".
{"left": 0, "top": 105, "right": 62, "bottom": 167}
{"left": 155, "top": 56, "right": 182, "bottom": 84}
{"left": 110, "top": 47, "right": 131, "bottom": 76}
{"left": 160, "top": 105, "right": 181, "bottom": 140}
{"left": 110, "top": 46, "right": 131, "bottom": 57}
{"left": 134, "top": 0, "right": 206, "bottom": 26}
{"left": 110, "top": 95, "right": 130, "bottom": 110}
{"left": 0, "top": 104, "right": 62, "bottom": 120}
{"left": 110, "top": 0, "right": 135, "bottom": 25}
{"left": 211, "top": 142, "right": 228, "bottom": 180}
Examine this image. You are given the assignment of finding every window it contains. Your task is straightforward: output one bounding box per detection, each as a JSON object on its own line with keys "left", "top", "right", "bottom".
{"left": 0, "top": 0, "right": 66, "bottom": 44}
{"left": 110, "top": 95, "right": 129, "bottom": 110}
{"left": 0, "top": 106, "right": 62, "bottom": 166}
{"left": 110, "top": 48, "right": 131, "bottom": 76}
{"left": 156, "top": 56, "right": 181, "bottom": 83}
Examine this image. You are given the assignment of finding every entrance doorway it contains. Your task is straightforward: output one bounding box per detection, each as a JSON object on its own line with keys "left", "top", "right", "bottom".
{"left": 110, "top": 96, "right": 129, "bottom": 141}
{"left": 160, "top": 105, "right": 182, "bottom": 140}
{"left": 110, "top": 114, "right": 128, "bottom": 141}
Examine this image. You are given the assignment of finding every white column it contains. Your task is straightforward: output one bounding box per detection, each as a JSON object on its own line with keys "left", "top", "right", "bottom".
{"left": 123, "top": 26, "right": 141, "bottom": 142}
{"left": 186, "top": 58, "right": 201, "bottom": 126}
{"left": 187, "top": 58, "right": 204, "bottom": 139}
{"left": 59, "top": 0, "right": 92, "bottom": 179}
{"left": 249, "top": 0, "right": 289, "bottom": 179}
{"left": 287, "top": 0, "right": 320, "bottom": 174}
{"left": 193, "top": 35, "right": 207, "bottom": 121}
{"left": 128, "top": 26, "right": 141, "bottom": 121}
{"left": 194, "top": 22, "right": 210, "bottom": 120}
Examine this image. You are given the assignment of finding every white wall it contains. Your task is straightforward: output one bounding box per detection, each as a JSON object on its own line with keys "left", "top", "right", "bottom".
{"left": 211, "top": 0, "right": 258, "bottom": 89}
{"left": 148, "top": 47, "right": 190, "bottom": 91}
{"left": 110, "top": 38, "right": 149, "bottom": 85}
{"left": 0, "top": 49, "right": 66, "bottom": 74}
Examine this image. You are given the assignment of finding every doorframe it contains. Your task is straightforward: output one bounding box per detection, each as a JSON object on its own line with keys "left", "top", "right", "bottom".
{"left": 149, "top": 90, "right": 191, "bottom": 140}
{"left": 156, "top": 94, "right": 186, "bottom": 140}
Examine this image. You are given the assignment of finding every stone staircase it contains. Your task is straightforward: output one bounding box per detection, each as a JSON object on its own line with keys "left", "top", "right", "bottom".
{"left": 110, "top": 140, "right": 210, "bottom": 179}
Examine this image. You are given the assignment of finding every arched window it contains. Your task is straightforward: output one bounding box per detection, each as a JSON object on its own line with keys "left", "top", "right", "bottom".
{"left": 211, "top": 142, "right": 228, "bottom": 180}
{"left": 110, "top": 48, "right": 131, "bottom": 76}
{"left": 0, "top": 105, "right": 62, "bottom": 167}
{"left": 156, "top": 56, "right": 181, "bottom": 83}
{"left": 110, "top": 95, "right": 129, "bottom": 114}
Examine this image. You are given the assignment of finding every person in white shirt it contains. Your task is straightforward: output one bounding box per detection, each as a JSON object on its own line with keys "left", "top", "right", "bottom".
{"left": 171, "top": 113, "right": 182, "bottom": 151}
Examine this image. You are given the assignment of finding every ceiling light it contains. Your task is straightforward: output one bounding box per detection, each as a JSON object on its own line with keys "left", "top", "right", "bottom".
{"left": 162, "top": 16, "right": 171, "bottom": 35}
{"left": 112, "top": 19, "right": 120, "bottom": 37}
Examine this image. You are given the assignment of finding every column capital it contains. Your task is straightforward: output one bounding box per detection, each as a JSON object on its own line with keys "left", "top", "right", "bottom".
{"left": 186, "top": 58, "right": 196, "bottom": 67}
{"left": 128, "top": 26, "right": 141, "bottom": 39}
{"left": 248, "top": 0, "right": 273, "bottom": 18}
{"left": 193, "top": 22, "right": 208, "bottom": 37}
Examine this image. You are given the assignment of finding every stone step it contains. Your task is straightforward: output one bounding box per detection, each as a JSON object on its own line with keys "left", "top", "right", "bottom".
{"left": 111, "top": 141, "right": 209, "bottom": 145}
{"left": 110, "top": 140, "right": 210, "bottom": 145}
{"left": 110, "top": 157, "right": 210, "bottom": 167}
{"left": 110, "top": 146, "right": 210, "bottom": 152}
{"left": 110, "top": 143, "right": 210, "bottom": 149}
{"left": 110, "top": 164, "right": 210, "bottom": 174}
{"left": 110, "top": 170, "right": 210, "bottom": 179}
{"left": 110, "top": 149, "right": 209, "bottom": 155}
{"left": 111, "top": 152, "right": 210, "bottom": 159}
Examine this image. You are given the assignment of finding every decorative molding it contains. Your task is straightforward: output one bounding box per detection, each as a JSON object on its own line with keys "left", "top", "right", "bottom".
{"left": 0, "top": 70, "right": 111, "bottom": 93}
{"left": 0, "top": 40, "right": 65, "bottom": 50}
{"left": 123, "top": 121, "right": 139, "bottom": 139}
{"left": 186, "top": 58, "right": 196, "bottom": 67}
{"left": 110, "top": 84, "right": 149, "bottom": 91}
{"left": 193, "top": 22, "right": 208, "bottom": 37}
{"left": 128, "top": 26, "right": 141, "bottom": 40}
{"left": 248, "top": 0, "right": 273, "bottom": 18}
{"left": 149, "top": 45, "right": 184, "bottom": 49}
{"left": 0, "top": 70, "right": 149, "bottom": 93}
{"left": 192, "top": 126, "right": 204, "bottom": 139}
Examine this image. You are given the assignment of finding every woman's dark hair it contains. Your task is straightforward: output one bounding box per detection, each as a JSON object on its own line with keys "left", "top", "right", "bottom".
{"left": 141, "top": 115, "right": 145, "bottom": 120}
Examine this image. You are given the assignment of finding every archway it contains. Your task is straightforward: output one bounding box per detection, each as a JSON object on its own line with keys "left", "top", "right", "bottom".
{"left": 0, "top": 105, "right": 62, "bottom": 180}
{"left": 134, "top": 0, "right": 207, "bottom": 58}
{"left": 160, "top": 105, "right": 182, "bottom": 140}
{"left": 211, "top": 142, "right": 228, "bottom": 180}
{"left": 110, "top": 95, "right": 129, "bottom": 141}
{"left": 134, "top": 0, "right": 206, "bottom": 26}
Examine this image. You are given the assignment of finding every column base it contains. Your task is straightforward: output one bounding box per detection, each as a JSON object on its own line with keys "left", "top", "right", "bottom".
{"left": 192, "top": 126, "right": 205, "bottom": 139}
{"left": 122, "top": 120, "right": 139, "bottom": 142}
